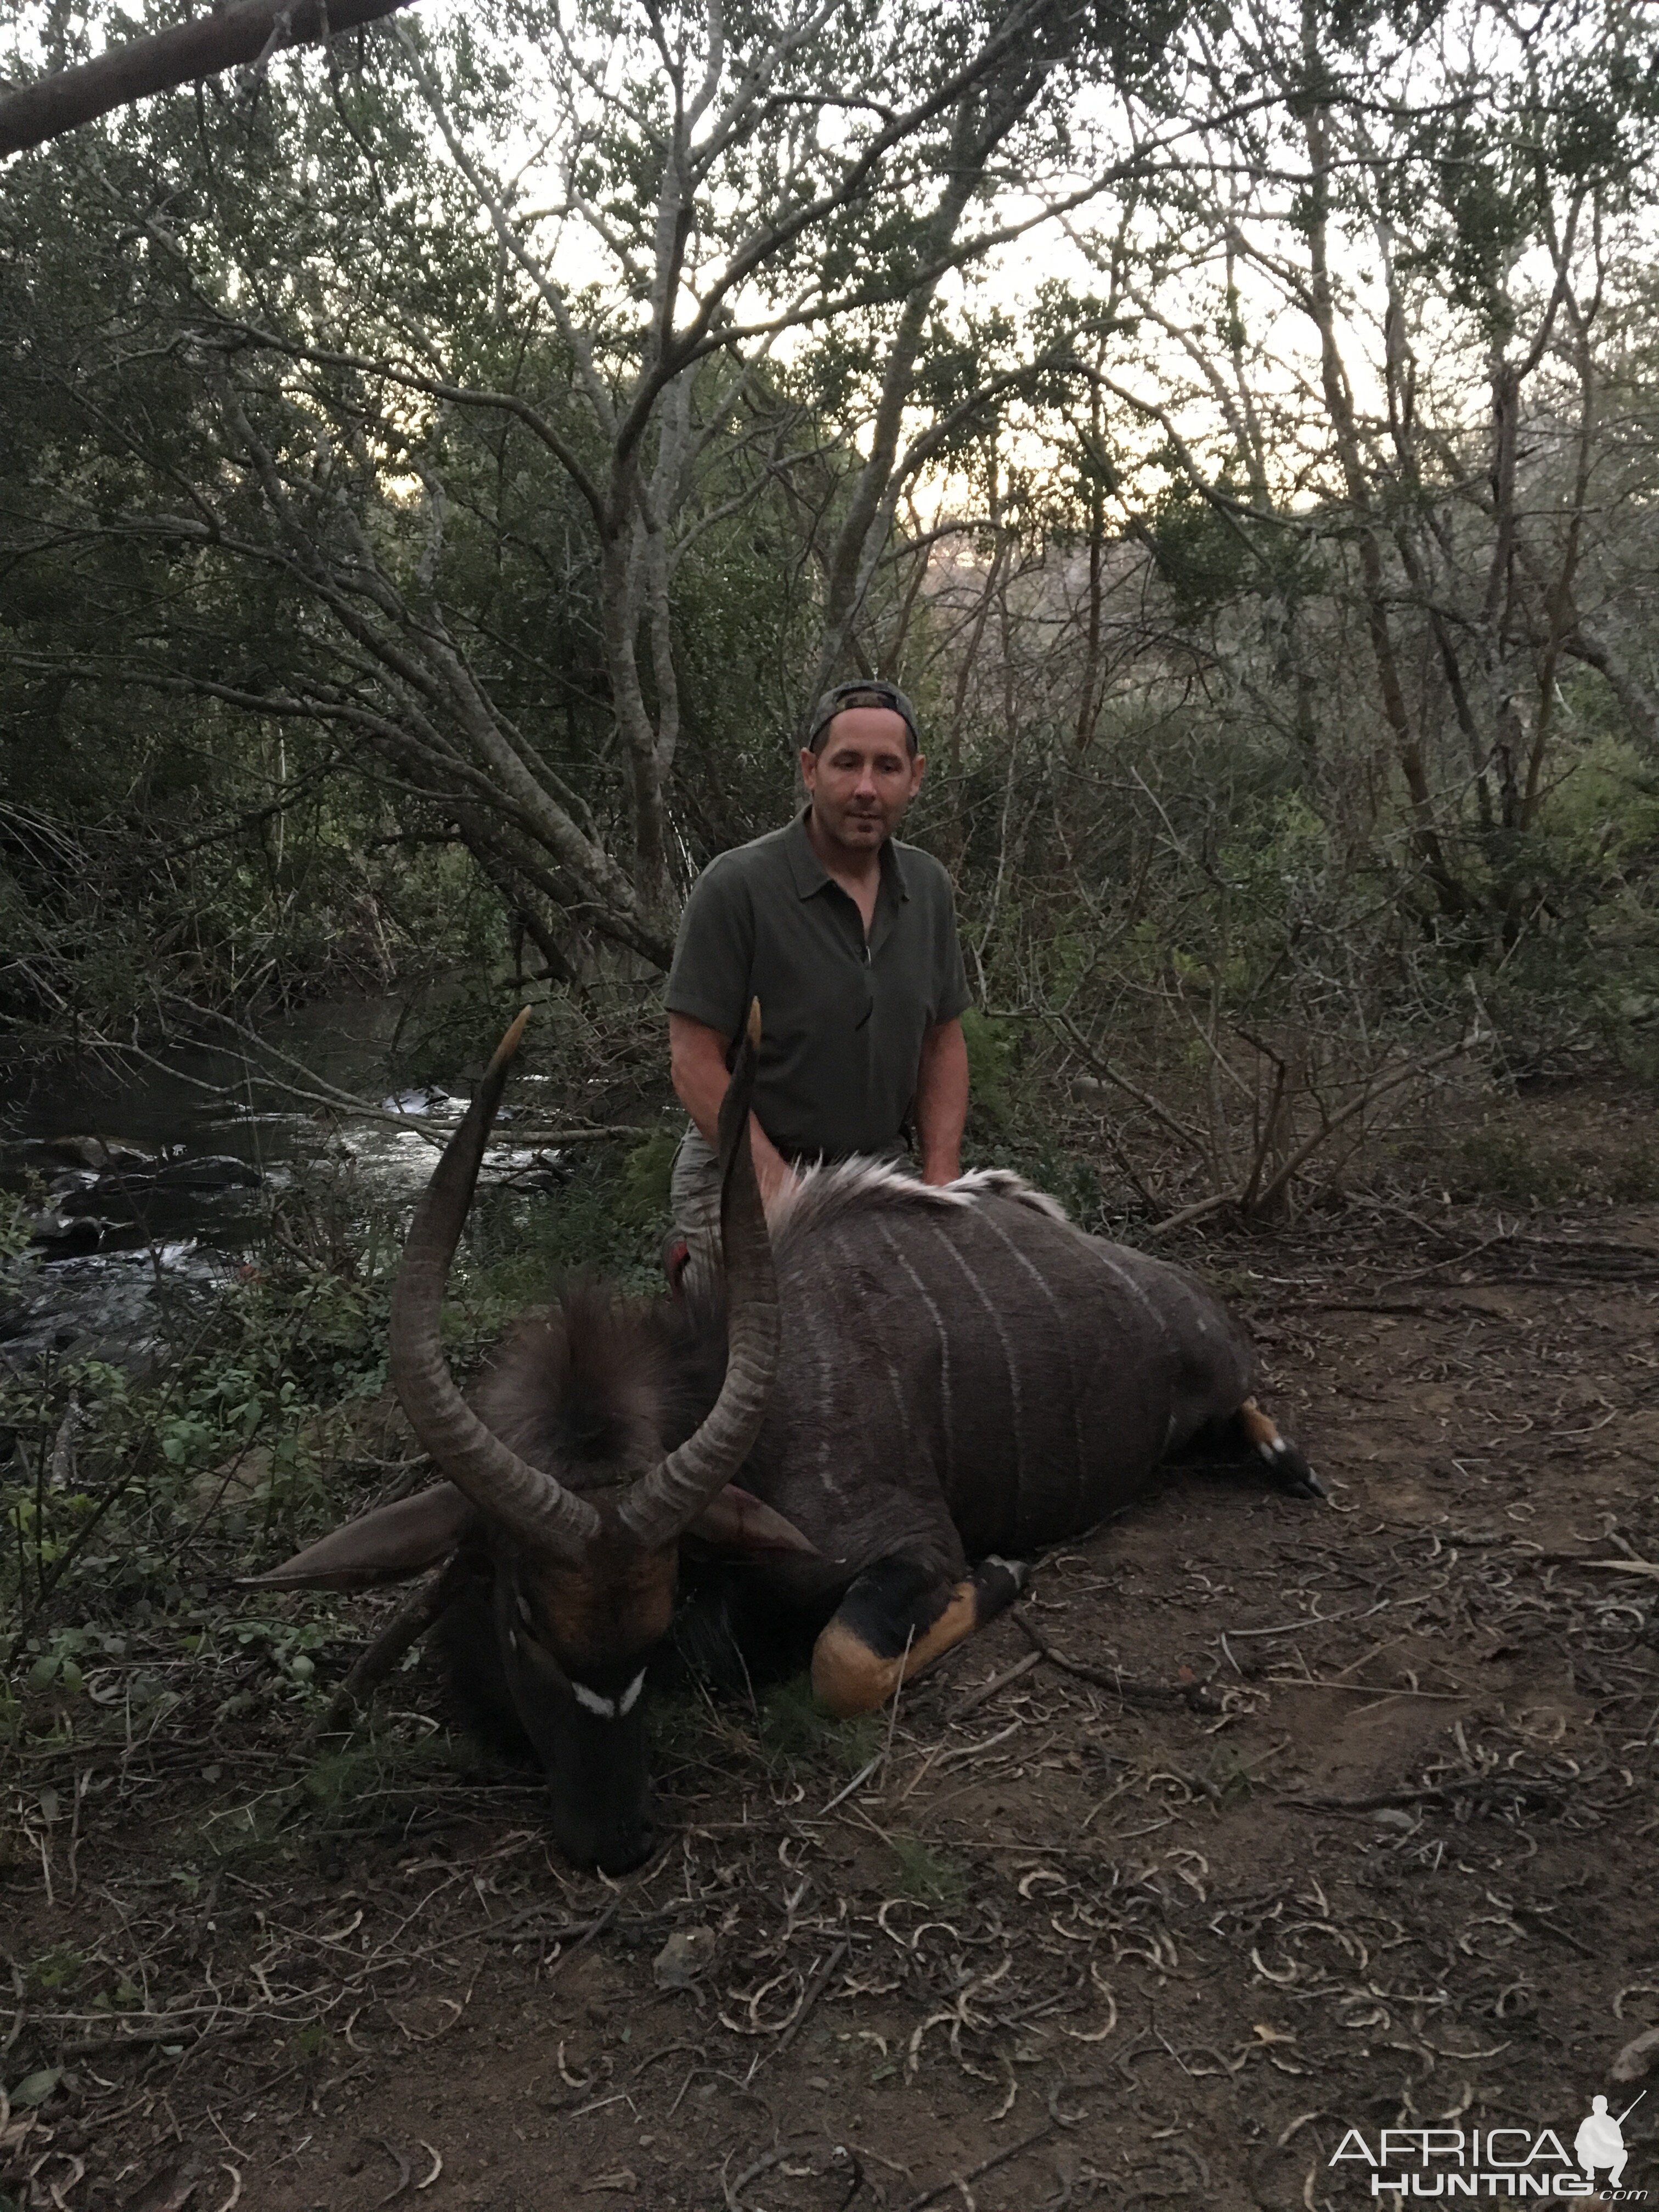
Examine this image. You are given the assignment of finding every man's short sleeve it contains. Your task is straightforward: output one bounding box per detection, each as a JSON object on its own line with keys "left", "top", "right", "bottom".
{"left": 665, "top": 856, "right": 754, "bottom": 1039}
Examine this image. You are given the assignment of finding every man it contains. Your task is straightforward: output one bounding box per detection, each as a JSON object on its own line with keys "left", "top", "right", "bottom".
{"left": 664, "top": 679, "right": 971, "bottom": 1284}
{"left": 1575, "top": 2096, "right": 1630, "bottom": 2191}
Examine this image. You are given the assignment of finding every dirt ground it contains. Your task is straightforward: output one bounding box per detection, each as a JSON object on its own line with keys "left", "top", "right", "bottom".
{"left": 5, "top": 1109, "right": 1659, "bottom": 2211}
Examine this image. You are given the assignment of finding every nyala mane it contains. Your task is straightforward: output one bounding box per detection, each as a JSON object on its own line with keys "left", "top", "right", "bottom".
{"left": 470, "top": 1280, "right": 726, "bottom": 1483}
{"left": 765, "top": 1157, "right": 1070, "bottom": 1250}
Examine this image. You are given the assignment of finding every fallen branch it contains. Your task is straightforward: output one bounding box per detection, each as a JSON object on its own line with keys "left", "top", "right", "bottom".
{"left": 1527, "top": 1554, "right": 1659, "bottom": 1581}
{"left": 904, "top": 2123, "right": 1056, "bottom": 2211}
{"left": 769, "top": 1940, "right": 850, "bottom": 2058}
{"left": 946, "top": 1648, "right": 1044, "bottom": 1723}
{"left": 1146, "top": 1192, "right": 1232, "bottom": 1240}
{"left": 309, "top": 1556, "right": 470, "bottom": 1738}
{"left": 55, "top": 2021, "right": 208, "bottom": 2059}
{"left": 1264, "top": 1678, "right": 1467, "bottom": 1701}
{"left": 1282, "top": 1776, "right": 1565, "bottom": 1814}
{"left": 1012, "top": 1610, "right": 1220, "bottom": 1712}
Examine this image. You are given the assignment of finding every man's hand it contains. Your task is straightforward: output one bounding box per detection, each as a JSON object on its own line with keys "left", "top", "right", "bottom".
{"left": 916, "top": 1016, "right": 969, "bottom": 1186}
{"left": 669, "top": 1012, "right": 795, "bottom": 1202}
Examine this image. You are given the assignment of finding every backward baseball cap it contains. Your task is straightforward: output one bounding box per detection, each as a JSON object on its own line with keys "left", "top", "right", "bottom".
{"left": 805, "top": 679, "right": 921, "bottom": 754}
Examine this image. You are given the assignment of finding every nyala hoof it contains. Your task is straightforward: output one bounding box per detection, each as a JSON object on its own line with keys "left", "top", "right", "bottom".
{"left": 1261, "top": 1438, "right": 1325, "bottom": 1500}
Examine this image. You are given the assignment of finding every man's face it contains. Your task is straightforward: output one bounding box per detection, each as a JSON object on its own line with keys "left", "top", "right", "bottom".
{"left": 800, "top": 707, "right": 924, "bottom": 856}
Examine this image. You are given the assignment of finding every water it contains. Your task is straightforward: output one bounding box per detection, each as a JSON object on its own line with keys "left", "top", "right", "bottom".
{"left": 0, "top": 994, "right": 566, "bottom": 1367}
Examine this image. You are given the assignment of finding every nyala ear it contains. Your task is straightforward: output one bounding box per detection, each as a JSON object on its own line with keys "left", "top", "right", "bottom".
{"left": 687, "top": 1484, "right": 817, "bottom": 1556}
{"left": 239, "top": 1482, "right": 476, "bottom": 1592}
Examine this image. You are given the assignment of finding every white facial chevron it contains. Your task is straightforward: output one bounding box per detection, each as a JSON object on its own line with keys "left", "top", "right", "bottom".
{"left": 571, "top": 1671, "right": 646, "bottom": 1722}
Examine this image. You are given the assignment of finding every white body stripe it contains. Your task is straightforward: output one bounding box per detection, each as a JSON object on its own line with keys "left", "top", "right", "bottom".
{"left": 876, "top": 1222, "right": 955, "bottom": 1485}
{"left": 924, "top": 1220, "right": 1024, "bottom": 1494}
{"left": 826, "top": 1226, "right": 912, "bottom": 1472}
{"left": 970, "top": 1200, "right": 1089, "bottom": 1508}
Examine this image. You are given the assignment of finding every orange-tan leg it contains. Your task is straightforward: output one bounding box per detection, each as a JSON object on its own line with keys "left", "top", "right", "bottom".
{"left": 811, "top": 1555, "right": 1026, "bottom": 1718}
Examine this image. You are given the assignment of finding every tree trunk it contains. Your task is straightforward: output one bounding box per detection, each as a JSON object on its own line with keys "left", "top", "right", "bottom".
{"left": 1299, "top": 76, "right": 1467, "bottom": 918}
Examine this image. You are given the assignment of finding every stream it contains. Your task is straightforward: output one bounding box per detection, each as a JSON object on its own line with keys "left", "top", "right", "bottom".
{"left": 0, "top": 994, "right": 567, "bottom": 1368}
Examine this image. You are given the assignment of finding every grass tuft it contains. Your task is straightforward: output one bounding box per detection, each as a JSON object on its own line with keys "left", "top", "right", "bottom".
{"left": 760, "top": 1678, "right": 883, "bottom": 1776}
{"left": 888, "top": 1833, "right": 969, "bottom": 1909}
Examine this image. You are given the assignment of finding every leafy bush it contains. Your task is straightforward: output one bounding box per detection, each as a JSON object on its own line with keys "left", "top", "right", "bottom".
{"left": 1453, "top": 1129, "right": 1576, "bottom": 1205}
{"left": 961, "top": 1007, "right": 1016, "bottom": 1131}
{"left": 1609, "top": 1146, "right": 1659, "bottom": 1203}
{"left": 618, "top": 1126, "right": 679, "bottom": 1224}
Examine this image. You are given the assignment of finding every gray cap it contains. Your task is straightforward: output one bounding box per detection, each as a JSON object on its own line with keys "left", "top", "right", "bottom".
{"left": 805, "top": 679, "right": 920, "bottom": 754}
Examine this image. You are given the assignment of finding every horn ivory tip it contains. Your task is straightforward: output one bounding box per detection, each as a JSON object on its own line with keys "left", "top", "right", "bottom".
{"left": 489, "top": 1007, "right": 534, "bottom": 1073}
{"left": 746, "top": 997, "right": 762, "bottom": 1050}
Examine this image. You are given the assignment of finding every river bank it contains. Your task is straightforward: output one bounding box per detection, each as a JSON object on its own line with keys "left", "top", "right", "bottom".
{"left": 0, "top": 989, "right": 657, "bottom": 1369}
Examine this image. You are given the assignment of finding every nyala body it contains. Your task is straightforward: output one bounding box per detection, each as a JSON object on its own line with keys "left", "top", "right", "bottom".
{"left": 253, "top": 1014, "right": 1319, "bottom": 1872}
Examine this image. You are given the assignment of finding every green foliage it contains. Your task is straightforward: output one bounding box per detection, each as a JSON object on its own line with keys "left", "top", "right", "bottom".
{"left": 1538, "top": 736, "right": 1659, "bottom": 865}
{"left": 25, "top": 1946, "right": 86, "bottom": 1995}
{"left": 5, "top": 2067, "right": 63, "bottom": 2114}
{"left": 0, "top": 1188, "right": 32, "bottom": 1264}
{"left": 1448, "top": 1123, "right": 1659, "bottom": 1207}
{"left": 888, "top": 1834, "right": 969, "bottom": 1909}
{"left": 1453, "top": 1129, "right": 1574, "bottom": 1206}
{"left": 961, "top": 1007, "right": 1015, "bottom": 1130}
{"left": 1609, "top": 1146, "right": 1659, "bottom": 1202}
{"left": 295, "top": 1730, "right": 493, "bottom": 1827}
{"left": 1148, "top": 476, "right": 1253, "bottom": 623}
{"left": 0, "top": 1166, "right": 409, "bottom": 1718}
{"left": 760, "top": 1677, "right": 883, "bottom": 1776}
{"left": 467, "top": 1143, "right": 674, "bottom": 1307}
{"left": 618, "top": 1126, "right": 679, "bottom": 1225}
{"left": 1202, "top": 1745, "right": 1266, "bottom": 1807}
{"left": 2, "top": 0, "right": 1656, "bottom": 1114}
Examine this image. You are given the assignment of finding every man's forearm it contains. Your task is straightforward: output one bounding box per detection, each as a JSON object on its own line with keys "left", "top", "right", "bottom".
{"left": 915, "top": 1017, "right": 969, "bottom": 1185}
{"left": 670, "top": 1032, "right": 731, "bottom": 1149}
{"left": 669, "top": 1013, "right": 794, "bottom": 1200}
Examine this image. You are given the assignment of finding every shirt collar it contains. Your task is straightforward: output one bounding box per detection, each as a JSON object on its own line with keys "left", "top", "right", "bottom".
{"left": 787, "top": 805, "right": 911, "bottom": 901}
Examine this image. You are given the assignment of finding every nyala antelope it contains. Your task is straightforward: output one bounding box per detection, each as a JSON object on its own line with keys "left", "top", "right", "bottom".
{"left": 252, "top": 1007, "right": 1320, "bottom": 1872}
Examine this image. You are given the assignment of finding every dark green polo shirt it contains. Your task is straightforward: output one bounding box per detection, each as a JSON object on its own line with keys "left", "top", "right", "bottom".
{"left": 666, "top": 808, "right": 972, "bottom": 1160}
